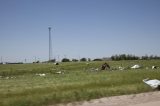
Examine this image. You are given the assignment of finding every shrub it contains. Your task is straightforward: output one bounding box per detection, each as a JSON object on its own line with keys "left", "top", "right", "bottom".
{"left": 80, "top": 58, "right": 87, "bottom": 62}
{"left": 93, "top": 58, "right": 102, "bottom": 61}
{"left": 62, "top": 58, "right": 70, "bottom": 62}
{"left": 72, "top": 59, "right": 79, "bottom": 62}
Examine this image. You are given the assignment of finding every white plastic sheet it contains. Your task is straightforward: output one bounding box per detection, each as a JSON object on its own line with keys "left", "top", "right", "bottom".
{"left": 143, "top": 78, "right": 160, "bottom": 89}
{"left": 131, "top": 65, "right": 140, "bottom": 69}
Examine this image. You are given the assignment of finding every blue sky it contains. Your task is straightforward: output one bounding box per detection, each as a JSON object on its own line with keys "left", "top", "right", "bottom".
{"left": 0, "top": 0, "right": 160, "bottom": 62}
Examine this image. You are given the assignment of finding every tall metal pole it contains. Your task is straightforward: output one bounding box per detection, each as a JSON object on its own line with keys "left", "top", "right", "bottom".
{"left": 1, "top": 56, "right": 2, "bottom": 63}
{"left": 49, "top": 27, "right": 52, "bottom": 61}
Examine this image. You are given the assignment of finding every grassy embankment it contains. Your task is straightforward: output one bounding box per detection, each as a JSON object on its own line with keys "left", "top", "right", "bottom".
{"left": 0, "top": 60, "right": 160, "bottom": 106}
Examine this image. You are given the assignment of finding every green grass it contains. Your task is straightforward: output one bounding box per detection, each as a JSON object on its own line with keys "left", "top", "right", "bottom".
{"left": 0, "top": 60, "right": 160, "bottom": 106}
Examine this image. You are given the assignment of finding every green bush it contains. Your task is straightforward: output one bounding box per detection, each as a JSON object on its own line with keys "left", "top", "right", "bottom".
{"left": 62, "top": 58, "right": 70, "bottom": 62}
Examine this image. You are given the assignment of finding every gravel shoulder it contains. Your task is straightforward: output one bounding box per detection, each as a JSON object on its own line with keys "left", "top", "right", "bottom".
{"left": 55, "top": 91, "right": 160, "bottom": 106}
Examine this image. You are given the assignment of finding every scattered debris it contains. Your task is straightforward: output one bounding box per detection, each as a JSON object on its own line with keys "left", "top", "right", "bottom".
{"left": 86, "top": 63, "right": 89, "bottom": 65}
{"left": 54, "top": 62, "right": 59, "bottom": 65}
{"left": 143, "top": 78, "right": 160, "bottom": 89}
{"left": 0, "top": 76, "right": 16, "bottom": 79}
{"left": 152, "top": 66, "right": 159, "bottom": 69}
{"left": 95, "top": 68, "right": 99, "bottom": 71}
{"left": 101, "top": 62, "right": 110, "bottom": 70}
{"left": 6, "top": 77, "right": 9, "bottom": 79}
{"left": 88, "top": 68, "right": 99, "bottom": 72}
{"left": 55, "top": 70, "right": 65, "bottom": 74}
{"left": 36, "top": 73, "right": 46, "bottom": 77}
{"left": 10, "top": 76, "right": 16, "bottom": 79}
{"left": 131, "top": 65, "right": 140, "bottom": 69}
{"left": 118, "top": 66, "right": 125, "bottom": 71}
{"left": 55, "top": 71, "right": 62, "bottom": 74}
{"left": 55, "top": 71, "right": 61, "bottom": 74}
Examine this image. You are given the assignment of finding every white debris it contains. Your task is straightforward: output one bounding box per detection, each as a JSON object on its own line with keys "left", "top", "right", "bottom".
{"left": 152, "top": 66, "right": 158, "bottom": 69}
{"left": 10, "top": 76, "right": 16, "bottom": 79}
{"left": 131, "top": 65, "right": 140, "bottom": 69}
{"left": 55, "top": 71, "right": 64, "bottom": 74}
{"left": 86, "top": 63, "right": 89, "bottom": 65}
{"left": 54, "top": 62, "right": 59, "bottom": 65}
{"left": 95, "top": 68, "right": 99, "bottom": 71}
{"left": 90, "top": 68, "right": 99, "bottom": 72}
{"left": 0, "top": 76, "right": 16, "bottom": 79}
{"left": 36, "top": 73, "right": 46, "bottom": 77}
{"left": 6, "top": 77, "right": 9, "bottom": 79}
{"left": 55, "top": 71, "right": 62, "bottom": 74}
{"left": 119, "top": 66, "right": 124, "bottom": 70}
{"left": 143, "top": 78, "right": 160, "bottom": 89}
{"left": 152, "top": 66, "right": 155, "bottom": 69}
{"left": 39, "top": 74, "right": 46, "bottom": 76}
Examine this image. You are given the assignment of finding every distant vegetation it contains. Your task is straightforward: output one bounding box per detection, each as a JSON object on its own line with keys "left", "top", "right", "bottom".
{"left": 93, "top": 58, "right": 103, "bottom": 61}
{"left": 61, "top": 58, "right": 70, "bottom": 62}
{"left": 2, "top": 54, "right": 159, "bottom": 65}
{"left": 60, "top": 54, "right": 160, "bottom": 62}
{"left": 72, "top": 59, "right": 79, "bottom": 62}
{"left": 111, "top": 54, "right": 160, "bottom": 61}
{"left": 111, "top": 54, "right": 139, "bottom": 60}
{"left": 80, "top": 58, "right": 87, "bottom": 62}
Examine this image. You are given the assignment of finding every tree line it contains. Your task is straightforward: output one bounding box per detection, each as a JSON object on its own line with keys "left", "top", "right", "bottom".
{"left": 46, "top": 54, "right": 160, "bottom": 63}
{"left": 111, "top": 54, "right": 160, "bottom": 61}
{"left": 61, "top": 54, "right": 160, "bottom": 62}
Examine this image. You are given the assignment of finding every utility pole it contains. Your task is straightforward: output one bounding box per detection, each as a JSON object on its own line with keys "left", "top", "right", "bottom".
{"left": 48, "top": 27, "right": 52, "bottom": 61}
{"left": 1, "top": 56, "right": 2, "bottom": 63}
{"left": 35, "top": 56, "right": 37, "bottom": 62}
{"left": 25, "top": 59, "right": 27, "bottom": 63}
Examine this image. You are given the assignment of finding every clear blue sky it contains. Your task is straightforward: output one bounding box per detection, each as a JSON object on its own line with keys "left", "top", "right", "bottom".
{"left": 0, "top": 0, "right": 160, "bottom": 62}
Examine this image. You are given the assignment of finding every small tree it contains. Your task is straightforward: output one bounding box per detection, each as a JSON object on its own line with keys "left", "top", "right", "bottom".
{"left": 80, "top": 58, "right": 87, "bottom": 62}
{"left": 72, "top": 59, "right": 79, "bottom": 62}
{"left": 142, "top": 55, "right": 149, "bottom": 60}
{"left": 88, "top": 58, "right": 91, "bottom": 61}
{"left": 62, "top": 58, "right": 70, "bottom": 62}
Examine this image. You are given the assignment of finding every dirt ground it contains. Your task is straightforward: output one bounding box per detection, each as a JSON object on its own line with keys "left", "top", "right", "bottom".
{"left": 55, "top": 91, "right": 160, "bottom": 106}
